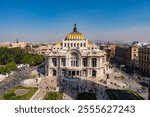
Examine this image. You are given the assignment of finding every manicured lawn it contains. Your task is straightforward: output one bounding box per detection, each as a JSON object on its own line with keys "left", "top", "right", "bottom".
{"left": 0, "top": 86, "right": 37, "bottom": 100}
{"left": 106, "top": 89, "right": 144, "bottom": 100}
{"left": 77, "top": 92, "right": 97, "bottom": 100}
{"left": 43, "top": 92, "right": 63, "bottom": 100}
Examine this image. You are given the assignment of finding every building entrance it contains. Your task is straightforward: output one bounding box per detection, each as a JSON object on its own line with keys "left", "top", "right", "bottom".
{"left": 72, "top": 71, "right": 75, "bottom": 76}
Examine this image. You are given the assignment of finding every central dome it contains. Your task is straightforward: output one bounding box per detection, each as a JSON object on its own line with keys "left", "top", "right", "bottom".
{"left": 65, "top": 24, "right": 85, "bottom": 40}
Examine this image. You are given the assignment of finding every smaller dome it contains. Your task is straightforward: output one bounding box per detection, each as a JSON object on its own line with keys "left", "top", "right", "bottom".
{"left": 88, "top": 41, "right": 95, "bottom": 47}
{"left": 65, "top": 24, "right": 85, "bottom": 40}
{"left": 54, "top": 41, "right": 62, "bottom": 48}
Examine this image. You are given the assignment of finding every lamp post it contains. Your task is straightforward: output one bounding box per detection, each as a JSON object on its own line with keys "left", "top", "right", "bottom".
{"left": 133, "top": 58, "right": 136, "bottom": 78}
{"left": 106, "top": 74, "right": 109, "bottom": 85}
{"left": 86, "top": 75, "right": 88, "bottom": 92}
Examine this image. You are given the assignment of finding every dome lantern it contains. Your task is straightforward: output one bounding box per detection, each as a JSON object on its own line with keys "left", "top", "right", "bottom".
{"left": 65, "top": 24, "right": 85, "bottom": 40}
{"left": 73, "top": 24, "right": 77, "bottom": 32}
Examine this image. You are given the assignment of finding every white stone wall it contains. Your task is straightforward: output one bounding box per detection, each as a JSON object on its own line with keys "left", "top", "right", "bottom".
{"left": 47, "top": 53, "right": 109, "bottom": 78}
{"left": 62, "top": 39, "right": 87, "bottom": 49}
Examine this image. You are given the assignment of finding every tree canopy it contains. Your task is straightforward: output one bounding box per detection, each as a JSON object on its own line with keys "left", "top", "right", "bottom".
{"left": 0, "top": 47, "right": 45, "bottom": 74}
{"left": 0, "top": 47, "right": 44, "bottom": 65}
{"left": 0, "top": 61, "right": 17, "bottom": 75}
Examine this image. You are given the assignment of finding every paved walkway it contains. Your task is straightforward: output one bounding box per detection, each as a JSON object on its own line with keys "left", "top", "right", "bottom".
{"left": 30, "top": 89, "right": 46, "bottom": 100}
{"left": 30, "top": 76, "right": 59, "bottom": 100}
{"left": 30, "top": 77, "right": 48, "bottom": 100}
{"left": 31, "top": 68, "right": 148, "bottom": 100}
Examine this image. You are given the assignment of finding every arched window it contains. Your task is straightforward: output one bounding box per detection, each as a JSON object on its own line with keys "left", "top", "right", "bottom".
{"left": 71, "top": 52, "right": 79, "bottom": 67}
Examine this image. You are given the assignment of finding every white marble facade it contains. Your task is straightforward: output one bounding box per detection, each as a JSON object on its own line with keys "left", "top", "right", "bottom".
{"left": 45, "top": 24, "right": 109, "bottom": 78}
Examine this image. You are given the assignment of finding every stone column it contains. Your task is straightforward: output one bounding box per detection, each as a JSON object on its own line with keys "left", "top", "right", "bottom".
{"left": 101, "top": 57, "right": 103, "bottom": 67}
{"left": 88, "top": 57, "right": 91, "bottom": 67}
{"left": 100, "top": 57, "right": 102, "bottom": 67}
{"left": 97, "top": 58, "right": 100, "bottom": 68}
{"left": 88, "top": 69, "right": 91, "bottom": 77}
{"left": 66, "top": 58, "right": 69, "bottom": 67}
{"left": 59, "top": 57, "right": 61, "bottom": 67}
{"left": 80, "top": 57, "right": 82, "bottom": 67}
{"left": 59, "top": 57, "right": 62, "bottom": 76}
{"left": 80, "top": 71, "right": 82, "bottom": 77}
{"left": 49, "top": 57, "right": 52, "bottom": 67}
{"left": 49, "top": 69, "right": 52, "bottom": 76}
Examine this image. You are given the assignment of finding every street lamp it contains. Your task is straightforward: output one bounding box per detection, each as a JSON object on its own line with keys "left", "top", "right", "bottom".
{"left": 106, "top": 74, "right": 109, "bottom": 84}
{"left": 86, "top": 76, "right": 88, "bottom": 92}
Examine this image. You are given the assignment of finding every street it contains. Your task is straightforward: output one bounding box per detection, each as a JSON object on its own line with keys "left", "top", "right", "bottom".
{"left": 0, "top": 66, "right": 37, "bottom": 96}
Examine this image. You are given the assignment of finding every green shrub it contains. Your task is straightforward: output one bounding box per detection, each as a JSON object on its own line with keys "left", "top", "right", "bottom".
{"left": 44, "top": 92, "right": 63, "bottom": 100}
{"left": 77, "top": 92, "right": 97, "bottom": 100}
{"left": 3, "top": 92, "right": 16, "bottom": 100}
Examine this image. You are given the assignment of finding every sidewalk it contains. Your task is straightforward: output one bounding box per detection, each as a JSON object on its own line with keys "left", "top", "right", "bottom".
{"left": 30, "top": 89, "right": 46, "bottom": 100}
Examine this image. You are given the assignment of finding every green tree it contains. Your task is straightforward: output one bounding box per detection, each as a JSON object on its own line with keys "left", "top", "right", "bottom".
{"left": 0, "top": 47, "right": 45, "bottom": 67}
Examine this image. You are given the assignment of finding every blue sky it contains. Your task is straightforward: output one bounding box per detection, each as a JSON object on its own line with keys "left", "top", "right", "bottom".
{"left": 0, "top": 0, "right": 150, "bottom": 43}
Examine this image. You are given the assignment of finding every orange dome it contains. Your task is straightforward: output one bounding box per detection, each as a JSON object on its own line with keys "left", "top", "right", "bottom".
{"left": 65, "top": 24, "right": 85, "bottom": 40}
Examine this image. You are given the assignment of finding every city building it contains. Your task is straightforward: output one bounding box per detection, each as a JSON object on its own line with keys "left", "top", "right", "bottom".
{"left": 139, "top": 45, "right": 150, "bottom": 77}
{"left": 131, "top": 46, "right": 139, "bottom": 69}
{"left": 25, "top": 43, "right": 52, "bottom": 55}
{"left": 34, "top": 43, "right": 52, "bottom": 55}
{"left": 9, "top": 42, "right": 27, "bottom": 48}
{"left": 115, "top": 45, "right": 139, "bottom": 68}
{"left": 115, "top": 46, "right": 131, "bottom": 66}
{"left": 0, "top": 42, "right": 10, "bottom": 47}
{"left": 45, "top": 24, "right": 109, "bottom": 79}
{"left": 0, "top": 40, "right": 27, "bottom": 48}
{"left": 107, "top": 43, "right": 117, "bottom": 57}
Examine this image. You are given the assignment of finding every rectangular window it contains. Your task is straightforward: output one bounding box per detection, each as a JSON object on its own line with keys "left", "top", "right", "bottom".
{"left": 61, "top": 58, "right": 66, "bottom": 66}
{"left": 53, "top": 70, "right": 56, "bottom": 76}
{"left": 62, "top": 69, "right": 65, "bottom": 74}
{"left": 68, "top": 71, "right": 71, "bottom": 76}
{"left": 92, "top": 58, "right": 97, "bottom": 67}
{"left": 52, "top": 58, "right": 57, "bottom": 66}
{"left": 83, "top": 58, "right": 88, "bottom": 67}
